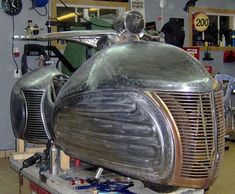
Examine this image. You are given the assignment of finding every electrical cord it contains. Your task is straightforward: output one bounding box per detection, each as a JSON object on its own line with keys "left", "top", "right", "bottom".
{"left": 17, "top": 141, "right": 51, "bottom": 194}
{"left": 12, "top": 16, "right": 19, "bottom": 72}
{"left": 56, "top": 59, "right": 61, "bottom": 68}
{"left": 13, "top": 17, "right": 32, "bottom": 72}
{"left": 18, "top": 173, "right": 22, "bottom": 194}
{"left": 58, "top": 0, "right": 112, "bottom": 29}
{"left": 18, "top": 167, "right": 24, "bottom": 194}
{"left": 31, "top": 0, "right": 48, "bottom": 16}
{"left": 33, "top": 6, "right": 48, "bottom": 16}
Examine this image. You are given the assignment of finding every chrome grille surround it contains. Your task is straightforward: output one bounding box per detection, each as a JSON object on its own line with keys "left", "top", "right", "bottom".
{"left": 23, "top": 90, "right": 49, "bottom": 143}
{"left": 156, "top": 90, "right": 225, "bottom": 188}
{"left": 214, "top": 90, "right": 226, "bottom": 178}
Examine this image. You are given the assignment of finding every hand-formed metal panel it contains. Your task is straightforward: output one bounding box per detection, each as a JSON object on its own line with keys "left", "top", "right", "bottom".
{"left": 13, "top": 66, "right": 63, "bottom": 90}
{"left": 54, "top": 90, "right": 176, "bottom": 184}
{"left": 52, "top": 41, "right": 225, "bottom": 189}
{"left": 56, "top": 41, "right": 219, "bottom": 104}
{"left": 11, "top": 66, "right": 67, "bottom": 144}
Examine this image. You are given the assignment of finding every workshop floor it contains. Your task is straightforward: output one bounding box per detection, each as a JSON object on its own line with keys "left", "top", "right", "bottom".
{"left": 0, "top": 158, "right": 30, "bottom": 194}
{"left": 0, "top": 142, "right": 234, "bottom": 194}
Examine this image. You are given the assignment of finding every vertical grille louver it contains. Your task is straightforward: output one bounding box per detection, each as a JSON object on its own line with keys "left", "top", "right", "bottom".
{"left": 157, "top": 90, "right": 225, "bottom": 180}
{"left": 214, "top": 90, "right": 226, "bottom": 177}
{"left": 23, "top": 90, "right": 48, "bottom": 143}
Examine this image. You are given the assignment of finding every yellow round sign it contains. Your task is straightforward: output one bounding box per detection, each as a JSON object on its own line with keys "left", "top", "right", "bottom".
{"left": 194, "top": 13, "right": 209, "bottom": 32}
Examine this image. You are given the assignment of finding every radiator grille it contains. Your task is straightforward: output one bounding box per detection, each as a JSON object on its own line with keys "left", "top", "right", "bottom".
{"left": 158, "top": 91, "right": 225, "bottom": 179}
{"left": 214, "top": 90, "right": 225, "bottom": 177}
{"left": 23, "top": 90, "right": 48, "bottom": 143}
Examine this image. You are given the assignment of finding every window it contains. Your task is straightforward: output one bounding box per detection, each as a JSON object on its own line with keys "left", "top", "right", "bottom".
{"left": 52, "top": 0, "right": 129, "bottom": 25}
{"left": 189, "top": 7, "right": 235, "bottom": 50}
{"left": 57, "top": 7, "right": 76, "bottom": 22}
{"left": 51, "top": 0, "right": 129, "bottom": 48}
{"left": 56, "top": 5, "right": 122, "bottom": 23}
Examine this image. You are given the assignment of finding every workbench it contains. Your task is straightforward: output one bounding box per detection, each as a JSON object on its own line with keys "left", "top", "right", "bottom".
{"left": 10, "top": 157, "right": 204, "bottom": 194}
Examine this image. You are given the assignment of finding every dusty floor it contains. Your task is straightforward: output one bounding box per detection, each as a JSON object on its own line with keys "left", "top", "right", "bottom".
{"left": 0, "top": 142, "right": 234, "bottom": 194}
{"left": 0, "top": 158, "right": 30, "bottom": 194}
{"left": 207, "top": 141, "right": 235, "bottom": 194}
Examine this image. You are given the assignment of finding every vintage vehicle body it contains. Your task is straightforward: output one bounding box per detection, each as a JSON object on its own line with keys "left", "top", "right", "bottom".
{"left": 52, "top": 41, "right": 225, "bottom": 189}
{"left": 11, "top": 11, "right": 225, "bottom": 190}
{"left": 11, "top": 66, "right": 67, "bottom": 144}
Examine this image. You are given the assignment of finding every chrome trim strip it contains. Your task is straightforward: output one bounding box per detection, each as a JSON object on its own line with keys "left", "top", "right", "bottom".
{"left": 21, "top": 90, "right": 27, "bottom": 138}
{"left": 209, "top": 91, "right": 218, "bottom": 187}
{"left": 40, "top": 89, "right": 51, "bottom": 140}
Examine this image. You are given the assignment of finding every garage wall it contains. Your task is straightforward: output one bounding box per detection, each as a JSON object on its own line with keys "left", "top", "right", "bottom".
{"left": 0, "top": 2, "right": 48, "bottom": 150}
{"left": 145, "top": 0, "right": 235, "bottom": 77}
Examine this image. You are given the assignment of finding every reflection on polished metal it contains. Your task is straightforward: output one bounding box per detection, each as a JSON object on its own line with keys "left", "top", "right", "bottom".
{"left": 113, "top": 11, "right": 145, "bottom": 35}
{"left": 53, "top": 41, "right": 225, "bottom": 189}
{"left": 13, "top": 11, "right": 160, "bottom": 48}
{"left": 10, "top": 66, "right": 68, "bottom": 144}
{"left": 10, "top": 10, "right": 225, "bottom": 190}
{"left": 215, "top": 74, "right": 235, "bottom": 102}
{"left": 13, "top": 30, "right": 117, "bottom": 48}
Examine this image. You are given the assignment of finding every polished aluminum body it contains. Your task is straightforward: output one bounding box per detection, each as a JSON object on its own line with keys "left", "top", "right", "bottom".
{"left": 215, "top": 74, "right": 235, "bottom": 101}
{"left": 11, "top": 10, "right": 225, "bottom": 189}
{"left": 14, "top": 30, "right": 117, "bottom": 48}
{"left": 11, "top": 66, "right": 67, "bottom": 144}
{"left": 53, "top": 41, "right": 225, "bottom": 189}
{"left": 55, "top": 41, "right": 219, "bottom": 95}
{"left": 113, "top": 11, "right": 145, "bottom": 35}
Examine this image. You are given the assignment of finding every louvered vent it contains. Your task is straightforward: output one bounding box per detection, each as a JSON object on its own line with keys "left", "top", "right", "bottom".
{"left": 214, "top": 90, "right": 225, "bottom": 177}
{"left": 23, "top": 90, "right": 48, "bottom": 143}
{"left": 158, "top": 91, "right": 225, "bottom": 179}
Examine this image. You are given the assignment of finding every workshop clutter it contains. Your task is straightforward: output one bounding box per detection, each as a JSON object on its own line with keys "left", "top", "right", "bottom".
{"left": 71, "top": 158, "right": 81, "bottom": 167}
{"left": 66, "top": 175, "right": 136, "bottom": 193}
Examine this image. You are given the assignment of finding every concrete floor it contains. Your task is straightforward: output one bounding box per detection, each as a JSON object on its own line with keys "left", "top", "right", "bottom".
{"left": 0, "top": 142, "right": 234, "bottom": 194}
{"left": 207, "top": 141, "right": 235, "bottom": 194}
{"left": 0, "top": 158, "right": 30, "bottom": 194}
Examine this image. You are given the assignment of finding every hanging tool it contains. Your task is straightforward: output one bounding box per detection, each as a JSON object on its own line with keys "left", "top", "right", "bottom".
{"left": 21, "top": 153, "right": 41, "bottom": 169}
{"left": 20, "top": 141, "right": 51, "bottom": 173}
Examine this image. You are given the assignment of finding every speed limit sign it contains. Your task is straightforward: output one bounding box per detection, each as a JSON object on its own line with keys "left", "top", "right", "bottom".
{"left": 194, "top": 12, "right": 209, "bottom": 32}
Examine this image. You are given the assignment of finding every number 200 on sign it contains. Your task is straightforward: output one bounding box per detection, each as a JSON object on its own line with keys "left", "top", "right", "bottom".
{"left": 194, "top": 13, "right": 209, "bottom": 32}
